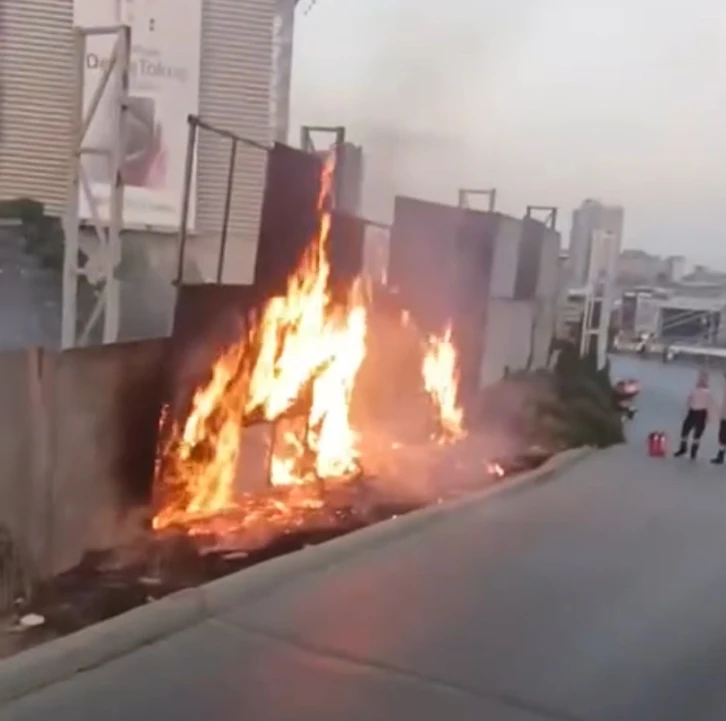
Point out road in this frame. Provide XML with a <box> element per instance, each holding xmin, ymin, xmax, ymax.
<box><xmin>5</xmin><ymin>357</ymin><xmax>726</xmax><ymax>721</ymax></box>
<box><xmin>613</xmin><ymin>354</ymin><xmax>724</xmax><ymax>452</ymax></box>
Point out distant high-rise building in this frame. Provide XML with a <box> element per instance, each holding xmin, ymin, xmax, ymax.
<box><xmin>569</xmin><ymin>199</ymin><xmax>624</xmax><ymax>287</ymax></box>
<box><xmin>665</xmin><ymin>255</ymin><xmax>687</xmax><ymax>283</ymax></box>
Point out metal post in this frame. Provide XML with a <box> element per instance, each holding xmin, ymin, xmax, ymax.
<box><xmin>62</xmin><ymin>24</ymin><xmax>130</xmax><ymax>348</ymax></box>
<box><xmin>174</xmin><ymin>116</ymin><xmax>199</xmax><ymax>287</ymax></box>
<box><xmin>61</xmin><ymin>29</ymin><xmax>86</xmax><ymax>349</ymax></box>
<box><xmin>217</xmin><ymin>138</ymin><xmax>238</xmax><ymax>283</ymax></box>
<box><xmin>103</xmin><ymin>24</ymin><xmax>130</xmax><ymax>343</ymax></box>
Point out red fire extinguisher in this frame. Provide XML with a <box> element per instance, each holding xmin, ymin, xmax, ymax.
<box><xmin>648</xmin><ymin>432</ymin><xmax>667</xmax><ymax>457</ymax></box>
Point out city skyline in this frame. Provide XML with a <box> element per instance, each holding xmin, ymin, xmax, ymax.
<box><xmin>289</xmin><ymin>0</ymin><xmax>726</xmax><ymax>267</ymax></box>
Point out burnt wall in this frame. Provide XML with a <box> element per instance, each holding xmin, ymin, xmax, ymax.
<box><xmin>0</xmin><ymin>341</ymin><xmax>167</xmax><ymax>581</ymax></box>
<box><xmin>254</xmin><ymin>143</ymin><xmax>322</xmax><ymax>298</ymax></box>
<box><xmin>514</xmin><ymin>218</ymin><xmax>545</xmax><ymax>300</ymax></box>
<box><xmin>453</xmin><ymin>209</ymin><xmax>497</xmax><ymax>398</ymax></box>
<box><xmin>253</xmin><ymin>143</ymin><xmax>364</xmax><ymax>302</ymax></box>
<box><xmin>388</xmin><ymin>196</ymin><xmax>497</xmax><ymax>398</ymax></box>
<box><xmin>388</xmin><ymin>196</ymin><xmax>460</xmax><ymax>334</ymax></box>
<box><xmin>328</xmin><ymin>211</ymin><xmax>365</xmax><ymax>300</ymax></box>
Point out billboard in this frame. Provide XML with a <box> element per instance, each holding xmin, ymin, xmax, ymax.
<box><xmin>74</xmin><ymin>0</ymin><xmax>201</xmax><ymax>229</ymax></box>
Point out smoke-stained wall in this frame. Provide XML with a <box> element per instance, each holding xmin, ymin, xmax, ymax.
<box><xmin>388</xmin><ymin>196</ymin><xmax>497</xmax><ymax>397</ymax></box>
<box><xmin>254</xmin><ymin>143</ymin><xmax>322</xmax><ymax>298</ymax></box>
<box><xmin>388</xmin><ymin>196</ymin><xmax>461</xmax><ymax>334</ymax></box>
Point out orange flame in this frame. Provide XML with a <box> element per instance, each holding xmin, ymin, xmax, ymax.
<box><xmin>153</xmin><ymin>153</ymin><xmax>367</xmax><ymax>531</ymax></box>
<box><xmin>422</xmin><ymin>324</ymin><xmax>466</xmax><ymax>443</ymax></box>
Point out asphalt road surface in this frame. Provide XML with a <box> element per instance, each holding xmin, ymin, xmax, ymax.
<box><xmin>6</xmin><ymin>357</ymin><xmax>726</xmax><ymax>721</ymax></box>
<box><xmin>612</xmin><ymin>354</ymin><xmax>725</xmax><ymax>452</ymax></box>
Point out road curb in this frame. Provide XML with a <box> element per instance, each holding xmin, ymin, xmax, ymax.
<box><xmin>0</xmin><ymin>444</ymin><xmax>593</xmax><ymax>707</ymax></box>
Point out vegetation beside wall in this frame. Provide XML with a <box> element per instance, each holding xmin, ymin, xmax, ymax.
<box><xmin>536</xmin><ymin>341</ymin><xmax>625</xmax><ymax>448</ymax></box>
<box><xmin>474</xmin><ymin>341</ymin><xmax>625</xmax><ymax>453</ymax></box>
<box><xmin>0</xmin><ymin>197</ymin><xmax>64</xmax><ymax>270</ymax></box>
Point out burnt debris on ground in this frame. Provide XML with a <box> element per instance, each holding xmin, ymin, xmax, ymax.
<box><xmin>12</xmin><ymin>446</ymin><xmax>553</xmax><ymax>643</ymax></box>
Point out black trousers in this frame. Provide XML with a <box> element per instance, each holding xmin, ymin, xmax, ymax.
<box><xmin>681</xmin><ymin>409</ymin><xmax>707</xmax><ymax>440</ymax></box>
<box><xmin>719</xmin><ymin>419</ymin><xmax>726</xmax><ymax>446</ymax></box>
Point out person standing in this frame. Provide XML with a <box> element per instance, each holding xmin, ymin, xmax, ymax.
<box><xmin>674</xmin><ymin>370</ymin><xmax>713</xmax><ymax>459</ymax></box>
<box><xmin>712</xmin><ymin>373</ymin><xmax>726</xmax><ymax>465</ymax></box>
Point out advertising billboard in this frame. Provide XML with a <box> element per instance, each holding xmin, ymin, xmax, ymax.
<box><xmin>74</xmin><ymin>0</ymin><xmax>201</xmax><ymax>229</ymax></box>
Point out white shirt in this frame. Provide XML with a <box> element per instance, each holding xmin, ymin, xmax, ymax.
<box><xmin>688</xmin><ymin>387</ymin><xmax>713</xmax><ymax>411</ymax></box>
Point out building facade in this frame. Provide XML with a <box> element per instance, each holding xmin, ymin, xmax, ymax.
<box><xmin>0</xmin><ymin>0</ymin><xmax>278</xmax><ymax>342</ymax></box>
<box><xmin>569</xmin><ymin>199</ymin><xmax>624</xmax><ymax>287</ymax></box>
<box><xmin>0</xmin><ymin>0</ymin><xmax>275</xmax><ymax>277</ymax></box>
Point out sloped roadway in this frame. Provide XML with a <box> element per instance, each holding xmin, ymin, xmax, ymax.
<box><xmin>6</xmin><ymin>357</ymin><xmax>726</xmax><ymax>721</ymax></box>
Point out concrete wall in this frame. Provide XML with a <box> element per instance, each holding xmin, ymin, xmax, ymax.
<box><xmin>489</xmin><ymin>216</ymin><xmax>522</xmax><ymax>298</ymax></box>
<box><xmin>0</xmin><ymin>351</ymin><xmax>37</xmax><ymax>571</ymax></box>
<box><xmin>0</xmin><ymin>340</ymin><xmax>166</xmax><ymax>588</ymax></box>
<box><xmin>479</xmin><ymin>300</ymin><xmax>536</xmax><ymax>387</ymax></box>
<box><xmin>478</xmin><ymin>222</ymin><xmax>561</xmax><ymax>388</ymax></box>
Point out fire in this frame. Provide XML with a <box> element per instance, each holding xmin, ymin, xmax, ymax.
<box><xmin>153</xmin><ymin>153</ymin><xmax>367</xmax><ymax>531</ymax></box>
<box><xmin>422</xmin><ymin>325</ymin><xmax>466</xmax><ymax>443</ymax></box>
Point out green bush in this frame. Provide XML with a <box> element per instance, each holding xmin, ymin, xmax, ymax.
<box><xmin>0</xmin><ymin>197</ymin><xmax>44</xmax><ymax>222</ymax></box>
<box><xmin>26</xmin><ymin>215</ymin><xmax>64</xmax><ymax>270</ymax></box>
<box><xmin>537</xmin><ymin>340</ymin><xmax>625</xmax><ymax>448</ymax></box>
<box><xmin>0</xmin><ymin>197</ymin><xmax>64</xmax><ymax>271</ymax></box>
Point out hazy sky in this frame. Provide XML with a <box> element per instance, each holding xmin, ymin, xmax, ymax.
<box><xmin>290</xmin><ymin>0</ymin><xmax>726</xmax><ymax>266</ymax></box>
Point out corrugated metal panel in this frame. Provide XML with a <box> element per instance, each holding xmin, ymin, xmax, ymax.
<box><xmin>0</xmin><ymin>0</ymin><xmax>73</xmax><ymax>215</ymax></box>
<box><xmin>0</xmin><ymin>0</ymin><xmax>274</xmax><ymax>284</ymax></box>
<box><xmin>196</xmin><ymin>0</ymin><xmax>274</xmax><ymax>283</ymax></box>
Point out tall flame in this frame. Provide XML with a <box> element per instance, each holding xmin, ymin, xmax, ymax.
<box><xmin>422</xmin><ymin>324</ymin><xmax>466</xmax><ymax>443</ymax></box>
<box><xmin>153</xmin><ymin>153</ymin><xmax>367</xmax><ymax>530</ymax></box>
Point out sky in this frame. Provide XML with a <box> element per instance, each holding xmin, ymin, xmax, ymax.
<box><xmin>289</xmin><ymin>0</ymin><xmax>726</xmax><ymax>267</ymax></box>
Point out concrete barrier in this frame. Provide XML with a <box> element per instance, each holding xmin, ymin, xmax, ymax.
<box><xmin>0</xmin><ymin>350</ymin><xmax>37</xmax><ymax>601</ymax></box>
<box><xmin>46</xmin><ymin>340</ymin><xmax>166</xmax><ymax>572</ymax></box>
<box><xmin>0</xmin><ymin>444</ymin><xmax>593</xmax><ymax>707</ymax></box>
<box><xmin>0</xmin><ymin>340</ymin><xmax>166</xmax><ymax>584</ymax></box>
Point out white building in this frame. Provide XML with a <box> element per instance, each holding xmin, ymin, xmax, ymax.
<box><xmin>569</xmin><ymin>199</ymin><xmax>624</xmax><ymax>287</ymax></box>
<box><xmin>665</xmin><ymin>255</ymin><xmax>687</xmax><ymax>283</ymax></box>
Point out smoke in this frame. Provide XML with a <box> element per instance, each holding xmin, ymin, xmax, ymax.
<box><xmin>293</xmin><ymin>0</ymin><xmax>549</xmax><ymax>221</ymax></box>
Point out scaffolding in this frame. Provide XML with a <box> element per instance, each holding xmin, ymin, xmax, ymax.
<box><xmin>61</xmin><ymin>24</ymin><xmax>131</xmax><ymax>349</ymax></box>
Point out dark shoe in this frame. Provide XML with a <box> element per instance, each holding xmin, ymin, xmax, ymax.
<box><xmin>674</xmin><ymin>441</ymin><xmax>688</xmax><ymax>457</ymax></box>
<box><xmin>712</xmin><ymin>450</ymin><xmax>725</xmax><ymax>465</ymax></box>
<box><xmin>690</xmin><ymin>443</ymin><xmax>700</xmax><ymax>460</ymax></box>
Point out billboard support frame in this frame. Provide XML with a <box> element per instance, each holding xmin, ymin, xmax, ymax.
<box><xmin>525</xmin><ymin>204</ymin><xmax>558</xmax><ymax>231</ymax></box>
<box><xmin>458</xmin><ymin>188</ymin><xmax>497</xmax><ymax>212</ymax></box>
<box><xmin>62</xmin><ymin>24</ymin><xmax>130</xmax><ymax>349</ymax></box>
<box><xmin>300</xmin><ymin>125</ymin><xmax>345</xmax><ymax>209</ymax></box>
<box><xmin>174</xmin><ymin>114</ymin><xmax>271</xmax><ymax>294</ymax></box>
